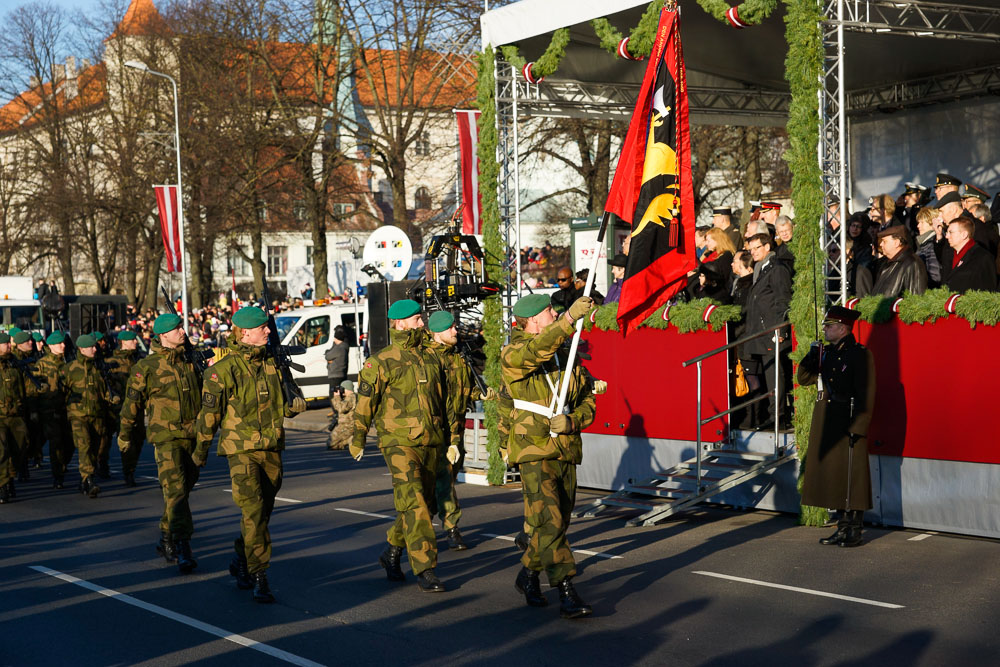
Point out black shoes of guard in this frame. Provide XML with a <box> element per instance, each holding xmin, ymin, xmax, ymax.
<box><xmin>379</xmin><ymin>545</ymin><xmax>405</xmax><ymax>582</ymax></box>
<box><xmin>515</xmin><ymin>567</ymin><xmax>547</xmax><ymax>607</ymax></box>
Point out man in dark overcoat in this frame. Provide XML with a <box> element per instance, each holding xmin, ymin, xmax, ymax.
<box><xmin>798</xmin><ymin>306</ymin><xmax>876</xmax><ymax>548</ymax></box>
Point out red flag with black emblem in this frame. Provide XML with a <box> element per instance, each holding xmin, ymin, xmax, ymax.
<box><xmin>605</xmin><ymin>7</ymin><xmax>695</xmax><ymax>335</ymax></box>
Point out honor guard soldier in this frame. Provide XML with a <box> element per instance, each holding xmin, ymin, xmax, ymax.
<box><xmin>36</xmin><ymin>332</ymin><xmax>72</xmax><ymax>489</ymax></box>
<box><xmin>425</xmin><ymin>310</ymin><xmax>472</xmax><ymax>551</ymax></box>
<box><xmin>111</xmin><ymin>330</ymin><xmax>142</xmax><ymax>487</ymax></box>
<box><xmin>351</xmin><ymin>298</ymin><xmax>458</xmax><ymax>593</ymax></box>
<box><xmin>0</xmin><ymin>332</ymin><xmax>32</xmax><ymax>503</ymax></box>
<box><xmin>119</xmin><ymin>314</ymin><xmax>202</xmax><ymax>574</ymax></box>
<box><xmin>194</xmin><ymin>306</ymin><xmax>306</xmax><ymax>603</ymax></box>
<box><xmin>64</xmin><ymin>334</ymin><xmax>118</xmax><ymax>498</ymax></box>
<box><xmin>501</xmin><ymin>293</ymin><xmax>596</xmax><ymax>619</ymax></box>
<box><xmin>798</xmin><ymin>306</ymin><xmax>876</xmax><ymax>548</ymax></box>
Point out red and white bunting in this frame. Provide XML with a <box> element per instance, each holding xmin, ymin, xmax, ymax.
<box><xmin>455</xmin><ymin>110</ymin><xmax>483</xmax><ymax>235</ymax></box>
<box><xmin>617</xmin><ymin>37</ymin><xmax>643</xmax><ymax>61</ymax></box>
<box><xmin>726</xmin><ymin>6</ymin><xmax>747</xmax><ymax>29</ymax></box>
<box><xmin>154</xmin><ymin>185</ymin><xmax>182</xmax><ymax>272</ymax></box>
<box><xmin>945</xmin><ymin>294</ymin><xmax>962</xmax><ymax>313</ymax></box>
<box><xmin>702</xmin><ymin>304</ymin><xmax>717</xmax><ymax>322</ymax></box>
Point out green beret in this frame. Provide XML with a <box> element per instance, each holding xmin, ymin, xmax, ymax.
<box><xmin>117</xmin><ymin>330</ymin><xmax>137</xmax><ymax>341</ymax></box>
<box><xmin>93</xmin><ymin>331</ymin><xmax>104</xmax><ymax>341</ymax></box>
<box><xmin>13</xmin><ymin>331</ymin><xmax>31</xmax><ymax>345</ymax></box>
<box><xmin>31</xmin><ymin>332</ymin><xmax>43</xmax><ymax>342</ymax></box>
<box><xmin>8</xmin><ymin>326</ymin><xmax>21</xmax><ymax>336</ymax></box>
<box><xmin>512</xmin><ymin>293</ymin><xmax>551</xmax><ymax>318</ymax></box>
<box><xmin>0</xmin><ymin>333</ymin><xmax>9</xmax><ymax>344</ymax></box>
<box><xmin>76</xmin><ymin>334</ymin><xmax>96</xmax><ymax>348</ymax></box>
<box><xmin>340</xmin><ymin>380</ymin><xmax>355</xmax><ymax>392</ymax></box>
<box><xmin>427</xmin><ymin>311</ymin><xmax>455</xmax><ymax>333</ymax></box>
<box><xmin>387</xmin><ymin>299</ymin><xmax>421</xmax><ymax>320</ymax></box>
<box><xmin>46</xmin><ymin>331</ymin><xmax>65</xmax><ymax>345</ymax></box>
<box><xmin>153</xmin><ymin>313</ymin><xmax>183</xmax><ymax>335</ymax></box>
<box><xmin>232</xmin><ymin>306</ymin><xmax>268</xmax><ymax>329</ymax></box>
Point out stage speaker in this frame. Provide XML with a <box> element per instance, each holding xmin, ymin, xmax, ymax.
<box><xmin>366</xmin><ymin>282</ymin><xmax>390</xmax><ymax>354</ymax></box>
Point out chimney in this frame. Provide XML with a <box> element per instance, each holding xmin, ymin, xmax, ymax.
<box><xmin>65</xmin><ymin>56</ymin><xmax>76</xmax><ymax>79</ymax></box>
<box><xmin>53</xmin><ymin>64</ymin><xmax>65</xmax><ymax>82</ymax></box>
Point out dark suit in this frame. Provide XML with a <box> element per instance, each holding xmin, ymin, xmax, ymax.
<box><xmin>740</xmin><ymin>254</ymin><xmax>792</xmax><ymax>422</ymax></box>
<box><xmin>941</xmin><ymin>243</ymin><xmax>997</xmax><ymax>294</ymax></box>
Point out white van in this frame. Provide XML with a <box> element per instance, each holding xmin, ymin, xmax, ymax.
<box><xmin>273</xmin><ymin>302</ymin><xmax>367</xmax><ymax>400</ymax></box>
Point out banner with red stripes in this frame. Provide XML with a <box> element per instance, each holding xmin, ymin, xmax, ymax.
<box><xmin>455</xmin><ymin>110</ymin><xmax>483</xmax><ymax>235</ymax></box>
<box><xmin>153</xmin><ymin>185</ymin><xmax>182</xmax><ymax>272</ymax></box>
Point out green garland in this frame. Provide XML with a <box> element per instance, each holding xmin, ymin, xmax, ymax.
<box><xmin>896</xmin><ymin>287</ymin><xmax>951</xmax><ymax>324</ymax></box>
<box><xmin>583</xmin><ymin>299</ymin><xmax>743</xmax><ymax>334</ymax></box>
<box><xmin>857</xmin><ymin>289</ymin><xmax>1000</xmax><ymax>328</ymax></box>
<box><xmin>696</xmin><ymin>0</ymin><xmax>779</xmax><ymax>25</ymax></box>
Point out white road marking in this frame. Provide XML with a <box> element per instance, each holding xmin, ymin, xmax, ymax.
<box><xmin>138</xmin><ymin>476</ymin><xmax>201</xmax><ymax>488</ymax></box>
<box><xmin>480</xmin><ymin>533</ymin><xmax>623</xmax><ymax>560</ymax></box>
<box><xmin>220</xmin><ymin>490</ymin><xmax>302</xmax><ymax>504</ymax></box>
<box><xmin>908</xmin><ymin>532</ymin><xmax>935</xmax><ymax>542</ymax></box>
<box><xmin>30</xmin><ymin>566</ymin><xmax>327</xmax><ymax>667</ymax></box>
<box><xmin>692</xmin><ymin>571</ymin><xmax>904</xmax><ymax>609</ymax></box>
<box><xmin>333</xmin><ymin>508</ymin><xmax>395</xmax><ymax>520</ymax></box>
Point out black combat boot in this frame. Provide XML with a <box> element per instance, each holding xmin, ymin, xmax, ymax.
<box><xmin>229</xmin><ymin>556</ymin><xmax>252</xmax><ymax>589</ymax></box>
<box><xmin>416</xmin><ymin>569</ymin><xmax>445</xmax><ymax>593</ymax></box>
<box><xmin>557</xmin><ymin>578</ymin><xmax>593</xmax><ymax>619</ymax></box>
<box><xmin>251</xmin><ymin>572</ymin><xmax>275</xmax><ymax>603</ymax></box>
<box><xmin>87</xmin><ymin>478</ymin><xmax>101</xmax><ymax>498</ymax></box>
<box><xmin>123</xmin><ymin>471</ymin><xmax>136</xmax><ymax>488</ymax></box>
<box><xmin>514</xmin><ymin>530</ymin><xmax>530</xmax><ymax>552</ymax></box>
<box><xmin>175</xmin><ymin>540</ymin><xmax>197</xmax><ymax>574</ymax></box>
<box><xmin>515</xmin><ymin>567</ymin><xmax>547</xmax><ymax>607</ymax></box>
<box><xmin>819</xmin><ymin>520</ymin><xmax>848</xmax><ymax>546</ymax></box>
<box><xmin>446</xmin><ymin>528</ymin><xmax>469</xmax><ymax>551</ymax></box>
<box><xmin>53</xmin><ymin>476</ymin><xmax>64</xmax><ymax>490</ymax></box>
<box><xmin>156</xmin><ymin>533</ymin><xmax>177</xmax><ymax>562</ymax></box>
<box><xmin>839</xmin><ymin>511</ymin><xmax>864</xmax><ymax>548</ymax></box>
<box><xmin>0</xmin><ymin>483</ymin><xmax>10</xmax><ymax>504</ymax></box>
<box><xmin>378</xmin><ymin>545</ymin><xmax>405</xmax><ymax>582</ymax></box>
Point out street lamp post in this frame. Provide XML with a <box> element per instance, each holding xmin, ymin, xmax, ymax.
<box><xmin>125</xmin><ymin>60</ymin><xmax>189</xmax><ymax>334</ymax></box>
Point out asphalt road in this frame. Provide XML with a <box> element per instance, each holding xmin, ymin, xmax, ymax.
<box><xmin>2</xmin><ymin>422</ymin><xmax>999</xmax><ymax>667</ymax></box>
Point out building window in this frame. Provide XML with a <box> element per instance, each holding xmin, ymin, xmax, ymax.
<box><xmin>415</xmin><ymin>131</ymin><xmax>430</xmax><ymax>156</ymax></box>
<box><xmin>267</xmin><ymin>245</ymin><xmax>287</xmax><ymax>276</ymax></box>
<box><xmin>256</xmin><ymin>201</ymin><xmax>268</xmax><ymax>222</ymax></box>
<box><xmin>293</xmin><ymin>200</ymin><xmax>308</xmax><ymax>221</ymax></box>
<box><xmin>227</xmin><ymin>248</ymin><xmax>250</xmax><ymax>277</ymax></box>
<box><xmin>332</xmin><ymin>202</ymin><xmax>355</xmax><ymax>217</ymax></box>
<box><xmin>414</xmin><ymin>186</ymin><xmax>431</xmax><ymax>210</ymax></box>
<box><xmin>305</xmin><ymin>245</ymin><xmax>314</xmax><ymax>266</ymax></box>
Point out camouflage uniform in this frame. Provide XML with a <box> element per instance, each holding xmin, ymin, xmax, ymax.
<box><xmin>120</xmin><ymin>342</ymin><xmax>202</xmax><ymax>541</ymax></box>
<box><xmin>63</xmin><ymin>354</ymin><xmax>116</xmax><ymax>488</ymax></box>
<box><xmin>13</xmin><ymin>348</ymin><xmax>43</xmax><ymax>476</ymax></box>
<box><xmin>35</xmin><ymin>352</ymin><xmax>72</xmax><ymax>485</ymax></box>
<box><xmin>109</xmin><ymin>348</ymin><xmax>142</xmax><ymax>478</ymax></box>
<box><xmin>0</xmin><ymin>353</ymin><xmax>30</xmax><ymax>495</ymax></box>
<box><xmin>95</xmin><ymin>350</ymin><xmax>127</xmax><ymax>476</ymax></box>
<box><xmin>326</xmin><ymin>391</ymin><xmax>356</xmax><ymax>450</ymax></box>
<box><xmin>194</xmin><ymin>336</ymin><xmax>302</xmax><ymax>575</ymax></box>
<box><xmin>425</xmin><ymin>340</ymin><xmax>473</xmax><ymax>531</ymax></box>
<box><xmin>500</xmin><ymin>316</ymin><xmax>596</xmax><ymax>586</ymax></box>
<box><xmin>353</xmin><ymin>327</ymin><xmax>458</xmax><ymax>575</ymax></box>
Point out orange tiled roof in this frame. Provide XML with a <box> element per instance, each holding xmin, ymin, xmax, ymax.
<box><xmin>0</xmin><ymin>62</ymin><xmax>107</xmax><ymax>134</ymax></box>
<box><xmin>110</xmin><ymin>0</ymin><xmax>170</xmax><ymax>39</ymax></box>
<box><xmin>354</xmin><ymin>49</ymin><xmax>476</xmax><ymax>109</ymax></box>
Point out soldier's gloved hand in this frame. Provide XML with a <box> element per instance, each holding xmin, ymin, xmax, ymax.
<box><xmin>566</xmin><ymin>296</ymin><xmax>595</xmax><ymax>322</ymax></box>
<box><xmin>483</xmin><ymin>386</ymin><xmax>498</xmax><ymax>401</ymax></box>
<box><xmin>549</xmin><ymin>414</ymin><xmax>576</xmax><ymax>435</ymax></box>
<box><xmin>446</xmin><ymin>444</ymin><xmax>461</xmax><ymax>465</ymax></box>
<box><xmin>111</xmin><ymin>395</ymin><xmax>121</xmax><ymax>405</ymax></box>
<box><xmin>593</xmin><ymin>380</ymin><xmax>608</xmax><ymax>395</ymax></box>
<box><xmin>349</xmin><ymin>442</ymin><xmax>364</xmax><ymax>461</ymax></box>
<box><xmin>117</xmin><ymin>437</ymin><xmax>130</xmax><ymax>454</ymax></box>
<box><xmin>501</xmin><ymin>449</ymin><xmax>509</xmax><ymax>465</ymax></box>
<box><xmin>290</xmin><ymin>396</ymin><xmax>307</xmax><ymax>414</ymax></box>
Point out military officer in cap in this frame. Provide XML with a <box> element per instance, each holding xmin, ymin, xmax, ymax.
<box><xmin>712</xmin><ymin>207</ymin><xmax>743</xmax><ymax>251</ymax></box>
<box><xmin>934</xmin><ymin>173</ymin><xmax>961</xmax><ymax>202</ymax></box>
<box><xmin>111</xmin><ymin>330</ymin><xmax>143</xmax><ymax>486</ymax></box>
<box><xmin>425</xmin><ymin>310</ymin><xmax>472</xmax><ymax>551</ymax></box>
<box><xmin>501</xmin><ymin>293</ymin><xmax>596</xmax><ymax>619</ymax></box>
<box><xmin>799</xmin><ymin>306</ymin><xmax>876</xmax><ymax>548</ymax></box>
<box><xmin>351</xmin><ymin>298</ymin><xmax>458</xmax><ymax>593</ymax></box>
<box><xmin>962</xmin><ymin>184</ymin><xmax>990</xmax><ymax>212</ymax></box>
<box><xmin>63</xmin><ymin>334</ymin><xmax>118</xmax><ymax>498</ymax></box>
<box><xmin>36</xmin><ymin>332</ymin><xmax>72</xmax><ymax>489</ymax></box>
<box><xmin>899</xmin><ymin>183</ymin><xmax>930</xmax><ymax>236</ymax></box>
<box><xmin>0</xmin><ymin>332</ymin><xmax>32</xmax><ymax>503</ymax></box>
<box><xmin>195</xmin><ymin>306</ymin><xmax>306</xmax><ymax>603</ymax></box>
<box><xmin>120</xmin><ymin>314</ymin><xmax>202</xmax><ymax>574</ymax></box>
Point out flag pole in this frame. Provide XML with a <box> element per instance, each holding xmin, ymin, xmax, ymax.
<box><xmin>552</xmin><ymin>211</ymin><xmax>609</xmax><ymax>425</ymax></box>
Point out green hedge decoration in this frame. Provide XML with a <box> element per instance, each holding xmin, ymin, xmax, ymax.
<box><xmin>696</xmin><ymin>0</ymin><xmax>780</xmax><ymax>25</ymax></box>
<box><xmin>896</xmin><ymin>288</ymin><xmax>951</xmax><ymax>325</ymax></box>
<box><xmin>584</xmin><ymin>299</ymin><xmax>743</xmax><ymax>334</ymax></box>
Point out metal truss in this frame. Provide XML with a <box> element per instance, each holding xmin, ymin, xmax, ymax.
<box><xmin>494</xmin><ymin>57</ymin><xmax>522</xmax><ymax>339</ymax></box>
<box><xmin>848</xmin><ymin>63</ymin><xmax>1000</xmax><ymax>114</ymax></box>
<box><xmin>821</xmin><ymin>1</ymin><xmax>851</xmax><ymax>304</ymax></box>
<box><xmin>827</xmin><ymin>0</ymin><xmax>1000</xmax><ymax>43</ymax></box>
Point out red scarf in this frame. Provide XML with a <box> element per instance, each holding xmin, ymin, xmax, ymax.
<box><xmin>700</xmin><ymin>250</ymin><xmax>716</xmax><ymax>264</ymax></box>
<box><xmin>952</xmin><ymin>240</ymin><xmax>973</xmax><ymax>269</ymax></box>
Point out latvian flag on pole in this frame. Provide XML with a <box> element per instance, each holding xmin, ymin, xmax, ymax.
<box><xmin>605</xmin><ymin>6</ymin><xmax>696</xmax><ymax>335</ymax></box>
<box><xmin>153</xmin><ymin>184</ymin><xmax>183</xmax><ymax>272</ymax></box>
<box><xmin>455</xmin><ymin>110</ymin><xmax>483</xmax><ymax>235</ymax></box>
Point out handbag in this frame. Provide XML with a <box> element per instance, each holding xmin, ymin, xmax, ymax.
<box><xmin>734</xmin><ymin>360</ymin><xmax>749</xmax><ymax>397</ymax></box>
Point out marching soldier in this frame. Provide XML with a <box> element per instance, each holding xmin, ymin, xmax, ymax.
<box><xmin>326</xmin><ymin>380</ymin><xmax>356</xmax><ymax>451</ymax></box>
<box><xmin>798</xmin><ymin>306</ymin><xmax>876</xmax><ymax>548</ymax></box>
<box><xmin>194</xmin><ymin>306</ymin><xmax>306</xmax><ymax>603</ymax></box>
<box><xmin>351</xmin><ymin>299</ymin><xmax>458</xmax><ymax>593</ymax></box>
<box><xmin>64</xmin><ymin>334</ymin><xmax>118</xmax><ymax>498</ymax></box>
<box><xmin>501</xmin><ymin>293</ymin><xmax>596</xmax><ymax>619</ymax></box>
<box><xmin>111</xmin><ymin>330</ymin><xmax>142</xmax><ymax>487</ymax></box>
<box><xmin>36</xmin><ymin>332</ymin><xmax>72</xmax><ymax>489</ymax></box>
<box><xmin>12</xmin><ymin>331</ymin><xmax>42</xmax><ymax>479</ymax></box>
<box><xmin>119</xmin><ymin>314</ymin><xmax>202</xmax><ymax>574</ymax></box>
<box><xmin>0</xmin><ymin>332</ymin><xmax>31</xmax><ymax>503</ymax></box>
<box><xmin>425</xmin><ymin>310</ymin><xmax>472</xmax><ymax>551</ymax></box>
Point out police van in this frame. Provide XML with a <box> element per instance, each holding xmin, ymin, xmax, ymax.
<box><xmin>273</xmin><ymin>301</ymin><xmax>367</xmax><ymax>400</ymax></box>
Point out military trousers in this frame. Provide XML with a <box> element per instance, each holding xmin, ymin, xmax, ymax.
<box><xmin>382</xmin><ymin>445</ymin><xmax>438</xmax><ymax>575</ymax></box>
<box><xmin>0</xmin><ymin>416</ymin><xmax>27</xmax><ymax>488</ymax></box>
<box><xmin>40</xmin><ymin>412</ymin><xmax>72</xmax><ymax>481</ymax></box>
<box><xmin>434</xmin><ymin>446</ymin><xmax>462</xmax><ymax>531</ymax></box>
<box><xmin>227</xmin><ymin>450</ymin><xmax>282</xmax><ymax>575</ymax></box>
<box><xmin>155</xmin><ymin>440</ymin><xmax>200</xmax><ymax>540</ymax></box>
<box><xmin>121</xmin><ymin>425</ymin><xmax>146</xmax><ymax>477</ymax></box>
<box><xmin>520</xmin><ymin>459</ymin><xmax>577</xmax><ymax>585</ymax></box>
<box><xmin>69</xmin><ymin>416</ymin><xmax>105</xmax><ymax>482</ymax></box>
<box><xmin>22</xmin><ymin>411</ymin><xmax>43</xmax><ymax>470</ymax></box>
<box><xmin>97</xmin><ymin>412</ymin><xmax>117</xmax><ymax>471</ymax></box>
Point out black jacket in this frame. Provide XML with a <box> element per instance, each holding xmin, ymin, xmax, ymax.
<box><xmin>741</xmin><ymin>253</ymin><xmax>792</xmax><ymax>357</ymax></box>
<box><xmin>325</xmin><ymin>340</ymin><xmax>349</xmax><ymax>380</ymax></box>
<box><xmin>871</xmin><ymin>250</ymin><xmax>927</xmax><ymax>298</ymax></box>
<box><xmin>941</xmin><ymin>242</ymin><xmax>998</xmax><ymax>294</ymax></box>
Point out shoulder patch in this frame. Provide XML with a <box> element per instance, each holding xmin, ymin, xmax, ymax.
<box><xmin>358</xmin><ymin>380</ymin><xmax>372</xmax><ymax>397</ymax></box>
<box><xmin>134</xmin><ymin>372</ymin><xmax>143</xmax><ymax>379</ymax></box>
<box><xmin>210</xmin><ymin>373</ymin><xmax>219</xmax><ymax>381</ymax></box>
<box><xmin>202</xmin><ymin>391</ymin><xmax>218</xmax><ymax>408</ymax></box>
<box><xmin>365</xmin><ymin>361</ymin><xmax>372</xmax><ymax>369</ymax></box>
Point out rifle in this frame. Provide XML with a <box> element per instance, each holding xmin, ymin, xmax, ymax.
<box><xmin>259</xmin><ymin>282</ymin><xmax>308</xmax><ymax>409</ymax></box>
<box><xmin>160</xmin><ymin>286</ymin><xmax>214</xmax><ymax>373</ymax></box>
<box><xmin>8</xmin><ymin>355</ymin><xmax>43</xmax><ymax>390</ymax></box>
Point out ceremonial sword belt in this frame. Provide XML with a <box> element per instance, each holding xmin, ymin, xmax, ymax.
<box><xmin>511</xmin><ymin>367</ymin><xmax>567</xmax><ymax>420</ymax></box>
